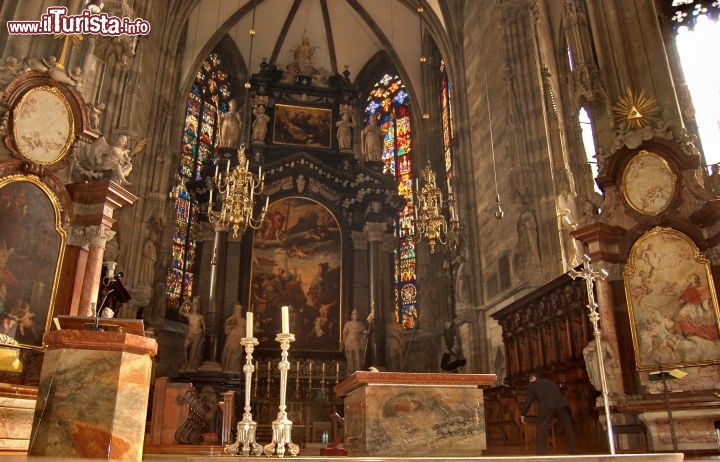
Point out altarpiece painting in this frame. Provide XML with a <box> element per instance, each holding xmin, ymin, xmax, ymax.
<box><xmin>0</xmin><ymin>175</ymin><xmax>65</xmax><ymax>348</ymax></box>
<box><xmin>251</xmin><ymin>197</ymin><xmax>342</xmax><ymax>352</ymax></box>
<box><xmin>624</xmin><ymin>227</ymin><xmax>720</xmax><ymax>370</ymax></box>
<box><xmin>272</xmin><ymin>104</ymin><xmax>332</xmax><ymax>148</ymax></box>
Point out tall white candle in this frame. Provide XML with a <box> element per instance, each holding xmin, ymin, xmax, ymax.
<box><xmin>281</xmin><ymin>305</ymin><xmax>289</xmax><ymax>334</ymax></box>
<box><xmin>246</xmin><ymin>311</ymin><xmax>253</xmax><ymax>338</ymax></box>
<box><xmin>226</xmin><ymin>159</ymin><xmax>231</xmax><ymax>174</ymax></box>
<box><xmin>208</xmin><ymin>189</ymin><xmax>213</xmax><ymax>204</ymax></box>
<box><xmin>214</xmin><ymin>163</ymin><xmax>219</xmax><ymax>179</ymax></box>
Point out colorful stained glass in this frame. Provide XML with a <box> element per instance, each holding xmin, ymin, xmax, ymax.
<box><xmin>168</xmin><ymin>49</ymin><xmax>233</xmax><ymax>315</ymax></box>
<box><xmin>440</xmin><ymin>60</ymin><xmax>456</xmax><ymax>222</ymax></box>
<box><xmin>366</xmin><ymin>74</ymin><xmax>417</xmax><ymax>328</ymax></box>
<box><xmin>663</xmin><ymin>0</ymin><xmax>720</xmax><ymax>30</ymax></box>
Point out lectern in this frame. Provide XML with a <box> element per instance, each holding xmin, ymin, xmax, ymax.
<box><xmin>28</xmin><ymin>318</ymin><xmax>157</xmax><ymax>461</ymax></box>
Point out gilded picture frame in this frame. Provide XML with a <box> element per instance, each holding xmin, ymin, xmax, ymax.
<box><xmin>0</xmin><ymin>174</ymin><xmax>66</xmax><ymax>349</ymax></box>
<box><xmin>272</xmin><ymin>104</ymin><xmax>332</xmax><ymax>148</ymax></box>
<box><xmin>623</xmin><ymin>227</ymin><xmax>720</xmax><ymax>370</ymax></box>
<box><xmin>621</xmin><ymin>150</ymin><xmax>677</xmax><ymax>216</ymax></box>
<box><xmin>250</xmin><ymin>197</ymin><xmax>342</xmax><ymax>352</ymax></box>
<box><xmin>11</xmin><ymin>85</ymin><xmax>75</xmax><ymax>166</ymax></box>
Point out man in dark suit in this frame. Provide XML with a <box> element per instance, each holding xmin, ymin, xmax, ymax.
<box><xmin>520</xmin><ymin>372</ymin><xmax>578</xmax><ymax>454</ymax></box>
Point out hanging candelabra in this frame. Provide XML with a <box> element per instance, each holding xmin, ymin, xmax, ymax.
<box><xmin>208</xmin><ymin>146</ymin><xmax>268</xmax><ymax>239</ymax></box>
<box><xmin>405</xmin><ymin>162</ymin><xmax>459</xmax><ymax>254</ymax></box>
<box><xmin>404</xmin><ymin>7</ymin><xmax>459</xmax><ymax>254</ymax></box>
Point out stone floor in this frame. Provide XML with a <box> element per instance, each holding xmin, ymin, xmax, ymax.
<box><xmin>4</xmin><ymin>453</ymin><xmax>717</xmax><ymax>462</ymax></box>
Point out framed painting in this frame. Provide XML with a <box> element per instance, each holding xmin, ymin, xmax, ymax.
<box><xmin>250</xmin><ymin>197</ymin><xmax>342</xmax><ymax>352</ymax></box>
<box><xmin>11</xmin><ymin>85</ymin><xmax>75</xmax><ymax>166</ymax></box>
<box><xmin>623</xmin><ymin>227</ymin><xmax>720</xmax><ymax>370</ymax></box>
<box><xmin>272</xmin><ymin>104</ymin><xmax>332</xmax><ymax>148</ymax></box>
<box><xmin>0</xmin><ymin>174</ymin><xmax>66</xmax><ymax>349</ymax></box>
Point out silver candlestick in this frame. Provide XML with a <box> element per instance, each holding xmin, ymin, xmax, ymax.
<box><xmin>263</xmin><ymin>332</ymin><xmax>300</xmax><ymax>457</ymax></box>
<box><xmin>224</xmin><ymin>336</ymin><xmax>263</xmax><ymax>456</ymax></box>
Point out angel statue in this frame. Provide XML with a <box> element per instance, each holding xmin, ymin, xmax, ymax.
<box><xmin>76</xmin><ymin>134</ymin><xmax>146</xmax><ymax>185</ymax></box>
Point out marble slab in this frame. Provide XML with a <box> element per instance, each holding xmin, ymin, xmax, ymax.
<box><xmin>335</xmin><ymin>372</ymin><xmax>497</xmax><ymax>457</ymax></box>
<box><xmin>28</xmin><ymin>330</ymin><xmax>156</xmax><ymax>461</ymax></box>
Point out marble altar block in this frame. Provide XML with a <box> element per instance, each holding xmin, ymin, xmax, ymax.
<box><xmin>334</xmin><ymin>372</ymin><xmax>496</xmax><ymax>456</ymax></box>
<box><xmin>28</xmin><ymin>329</ymin><xmax>157</xmax><ymax>461</ymax></box>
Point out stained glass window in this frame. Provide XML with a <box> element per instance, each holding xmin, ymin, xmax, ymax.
<box><xmin>440</xmin><ymin>61</ymin><xmax>455</xmax><ymax>203</ymax></box>
<box><xmin>167</xmin><ymin>51</ymin><xmax>233</xmax><ymax>312</ymax></box>
<box><xmin>366</xmin><ymin>74</ymin><xmax>417</xmax><ymax>328</ymax></box>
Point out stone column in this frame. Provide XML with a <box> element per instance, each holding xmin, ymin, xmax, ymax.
<box><xmin>364</xmin><ymin>221</ymin><xmax>387</xmax><ymax>370</ymax></box>
<box><xmin>350</xmin><ymin>231</ymin><xmax>369</xmax><ymax>317</ymax></box>
<box><xmin>65</xmin><ymin>180</ymin><xmax>138</xmax><ymax>317</ymax></box>
<box><xmin>77</xmin><ymin>225</ymin><xmax>116</xmax><ymax>317</ymax></box>
<box><xmin>199</xmin><ymin>226</ymin><xmax>228</xmax><ymax>371</ymax></box>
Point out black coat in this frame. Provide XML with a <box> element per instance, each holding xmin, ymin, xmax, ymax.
<box><xmin>520</xmin><ymin>378</ymin><xmax>568</xmax><ymax>416</ymax></box>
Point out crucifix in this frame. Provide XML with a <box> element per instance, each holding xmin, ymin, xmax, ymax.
<box><xmin>53</xmin><ymin>34</ymin><xmax>84</xmax><ymax>69</ymax></box>
<box><xmin>569</xmin><ymin>254</ymin><xmax>616</xmax><ymax>454</ymax></box>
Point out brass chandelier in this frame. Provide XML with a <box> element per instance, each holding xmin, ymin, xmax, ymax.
<box><xmin>405</xmin><ymin>161</ymin><xmax>459</xmax><ymax>254</ymax></box>
<box><xmin>208</xmin><ymin>146</ymin><xmax>268</xmax><ymax>239</ymax></box>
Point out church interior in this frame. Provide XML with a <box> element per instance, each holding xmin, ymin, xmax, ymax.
<box><xmin>0</xmin><ymin>0</ymin><xmax>719</xmax><ymax>460</ymax></box>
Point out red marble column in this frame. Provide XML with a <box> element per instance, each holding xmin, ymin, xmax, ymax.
<box><xmin>65</xmin><ymin>181</ymin><xmax>137</xmax><ymax>317</ymax></box>
<box><xmin>77</xmin><ymin>225</ymin><xmax>116</xmax><ymax>316</ymax></box>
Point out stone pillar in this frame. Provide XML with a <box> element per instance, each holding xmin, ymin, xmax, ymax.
<box><xmin>29</xmin><ymin>330</ymin><xmax>157</xmax><ymax>460</ymax></box>
<box><xmin>350</xmin><ymin>231</ymin><xmax>369</xmax><ymax>317</ymax></box>
<box><xmin>199</xmin><ymin>227</ymin><xmax>227</xmax><ymax>371</ymax></box>
<box><xmin>65</xmin><ymin>180</ymin><xmax>138</xmax><ymax>317</ymax></box>
<box><xmin>77</xmin><ymin>225</ymin><xmax>116</xmax><ymax>316</ymax></box>
<box><xmin>364</xmin><ymin>221</ymin><xmax>387</xmax><ymax>370</ymax></box>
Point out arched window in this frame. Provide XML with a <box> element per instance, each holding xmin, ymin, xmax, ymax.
<box><xmin>167</xmin><ymin>52</ymin><xmax>233</xmax><ymax>312</ymax></box>
<box><xmin>440</xmin><ymin>61</ymin><xmax>455</xmax><ymax>208</ymax></box>
<box><xmin>365</xmin><ymin>74</ymin><xmax>417</xmax><ymax>328</ymax></box>
<box><xmin>668</xmin><ymin>1</ymin><xmax>720</xmax><ymax>168</ymax></box>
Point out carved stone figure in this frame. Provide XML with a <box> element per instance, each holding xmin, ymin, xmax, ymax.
<box><xmin>221</xmin><ymin>302</ymin><xmax>247</xmax><ymax>373</ymax></box>
<box><xmin>342</xmin><ymin>309</ymin><xmax>367</xmax><ymax>373</ymax></box>
<box><xmin>385</xmin><ymin>320</ymin><xmax>405</xmax><ymax>371</ymax></box>
<box><xmin>361</xmin><ymin>113</ymin><xmax>384</xmax><ymax>162</ymax></box>
<box><xmin>293</xmin><ymin>35</ymin><xmax>316</xmax><ymax>75</ymax></box>
<box><xmin>582</xmin><ymin>338</ymin><xmax>620</xmax><ymax>394</ymax></box>
<box><xmin>77</xmin><ymin>134</ymin><xmax>145</xmax><ymax>185</ymax></box>
<box><xmin>87</xmin><ymin>102</ymin><xmax>106</xmax><ymax>132</ymax></box>
<box><xmin>138</xmin><ymin>227</ymin><xmax>158</xmax><ymax>288</ymax></box>
<box><xmin>181</xmin><ymin>297</ymin><xmax>205</xmax><ymax>372</ymax></box>
<box><xmin>336</xmin><ymin>109</ymin><xmax>355</xmax><ymax>151</ymax></box>
<box><xmin>218</xmin><ymin>99</ymin><xmax>242</xmax><ymax>148</ymax></box>
<box><xmin>251</xmin><ymin>104</ymin><xmax>269</xmax><ymax>142</ymax></box>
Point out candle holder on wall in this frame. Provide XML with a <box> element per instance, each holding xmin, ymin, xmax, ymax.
<box><xmin>224</xmin><ymin>336</ymin><xmax>263</xmax><ymax>456</ymax></box>
<box><xmin>263</xmin><ymin>332</ymin><xmax>300</xmax><ymax>457</ymax></box>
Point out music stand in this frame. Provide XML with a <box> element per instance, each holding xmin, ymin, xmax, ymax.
<box><xmin>53</xmin><ymin>315</ymin><xmax>145</xmax><ymax>336</ymax></box>
<box><xmin>649</xmin><ymin>368</ymin><xmax>687</xmax><ymax>451</ymax></box>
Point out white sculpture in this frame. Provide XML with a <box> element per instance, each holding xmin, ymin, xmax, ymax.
<box><xmin>77</xmin><ymin>134</ymin><xmax>146</xmax><ymax>185</ymax></box>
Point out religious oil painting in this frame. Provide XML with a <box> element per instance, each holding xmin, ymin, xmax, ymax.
<box><xmin>272</xmin><ymin>104</ymin><xmax>332</xmax><ymax>148</ymax></box>
<box><xmin>621</xmin><ymin>150</ymin><xmax>677</xmax><ymax>216</ymax></box>
<box><xmin>0</xmin><ymin>175</ymin><xmax>66</xmax><ymax>349</ymax></box>
<box><xmin>251</xmin><ymin>197</ymin><xmax>342</xmax><ymax>352</ymax></box>
<box><xmin>12</xmin><ymin>85</ymin><xmax>75</xmax><ymax>165</ymax></box>
<box><xmin>623</xmin><ymin>227</ymin><xmax>720</xmax><ymax>370</ymax></box>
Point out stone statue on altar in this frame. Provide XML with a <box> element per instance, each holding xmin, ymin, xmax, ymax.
<box><xmin>342</xmin><ymin>309</ymin><xmax>367</xmax><ymax>373</ymax></box>
<box><xmin>218</xmin><ymin>99</ymin><xmax>242</xmax><ymax>148</ymax></box>
<box><xmin>292</xmin><ymin>34</ymin><xmax>316</xmax><ymax>75</ymax></box>
<box><xmin>221</xmin><ymin>302</ymin><xmax>247</xmax><ymax>373</ymax></box>
<box><xmin>181</xmin><ymin>297</ymin><xmax>205</xmax><ymax>372</ymax></box>
<box><xmin>361</xmin><ymin>113</ymin><xmax>384</xmax><ymax>162</ymax></box>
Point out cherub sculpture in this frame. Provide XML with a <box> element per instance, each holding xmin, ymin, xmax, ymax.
<box><xmin>77</xmin><ymin>134</ymin><xmax>146</xmax><ymax>185</ymax></box>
